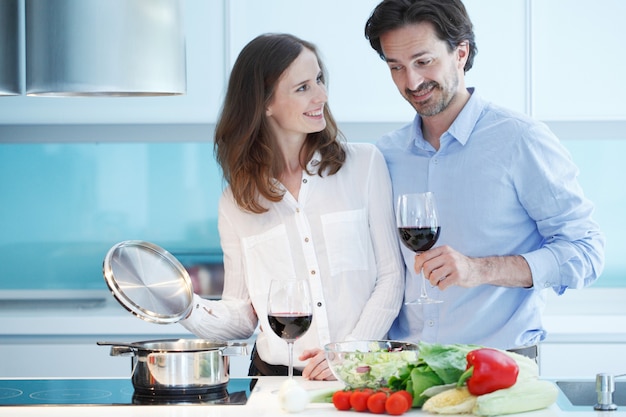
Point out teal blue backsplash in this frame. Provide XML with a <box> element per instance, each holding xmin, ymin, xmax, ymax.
<box><xmin>0</xmin><ymin>139</ymin><xmax>624</xmax><ymax>290</ymax></box>
<box><xmin>0</xmin><ymin>142</ymin><xmax>225</xmax><ymax>290</ymax></box>
<box><xmin>564</xmin><ymin>139</ymin><xmax>625</xmax><ymax>287</ymax></box>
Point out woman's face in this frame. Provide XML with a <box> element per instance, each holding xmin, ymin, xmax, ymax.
<box><xmin>266</xmin><ymin>48</ymin><xmax>328</xmax><ymax>142</ymax></box>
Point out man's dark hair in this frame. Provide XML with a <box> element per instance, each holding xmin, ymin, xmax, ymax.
<box><xmin>365</xmin><ymin>0</ymin><xmax>477</xmax><ymax>72</ymax></box>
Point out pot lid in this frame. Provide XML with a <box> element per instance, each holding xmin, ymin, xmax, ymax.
<box><xmin>103</xmin><ymin>240</ymin><xmax>194</xmax><ymax>324</ymax></box>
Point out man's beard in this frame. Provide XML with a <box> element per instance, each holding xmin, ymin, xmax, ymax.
<box><xmin>406</xmin><ymin>73</ymin><xmax>459</xmax><ymax>117</ymax></box>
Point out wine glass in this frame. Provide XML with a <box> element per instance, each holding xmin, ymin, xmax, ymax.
<box><xmin>396</xmin><ymin>192</ymin><xmax>443</xmax><ymax>304</ymax></box>
<box><xmin>267</xmin><ymin>278</ymin><xmax>313</xmax><ymax>378</ymax></box>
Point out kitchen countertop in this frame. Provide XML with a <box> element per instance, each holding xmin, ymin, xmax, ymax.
<box><xmin>0</xmin><ymin>377</ymin><xmax>616</xmax><ymax>417</ymax></box>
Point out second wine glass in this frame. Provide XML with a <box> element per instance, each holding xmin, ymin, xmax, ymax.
<box><xmin>267</xmin><ymin>278</ymin><xmax>313</xmax><ymax>378</ymax></box>
<box><xmin>396</xmin><ymin>192</ymin><xmax>443</xmax><ymax>304</ymax></box>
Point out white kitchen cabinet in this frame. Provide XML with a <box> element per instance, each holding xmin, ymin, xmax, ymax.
<box><xmin>0</xmin><ymin>337</ymin><xmax>255</xmax><ymax>379</ymax></box>
<box><xmin>463</xmin><ymin>0</ymin><xmax>527</xmax><ymax>114</ymax></box>
<box><xmin>540</xmin><ymin>343</ymin><xmax>626</xmax><ymax>379</ymax></box>
<box><xmin>539</xmin><ymin>289</ymin><xmax>626</xmax><ymax>378</ymax></box>
<box><xmin>227</xmin><ymin>0</ymin><xmax>527</xmax><ymax>123</ymax></box>
<box><xmin>226</xmin><ymin>0</ymin><xmax>414</xmax><ymax>123</ymax></box>
<box><xmin>0</xmin><ymin>0</ymin><xmax>224</xmax><ymax>125</ymax></box>
<box><xmin>0</xmin><ymin>297</ymin><xmax>256</xmax><ymax>379</ymax></box>
<box><xmin>531</xmin><ymin>0</ymin><xmax>626</xmax><ymax>120</ymax></box>
<box><xmin>2</xmin><ymin>0</ymin><xmax>624</xmax><ymax>128</ymax></box>
<box><xmin>0</xmin><ymin>341</ymin><xmax>133</xmax><ymax>378</ymax></box>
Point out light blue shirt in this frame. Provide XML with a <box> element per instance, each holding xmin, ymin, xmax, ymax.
<box><xmin>378</xmin><ymin>89</ymin><xmax>605</xmax><ymax>350</ymax></box>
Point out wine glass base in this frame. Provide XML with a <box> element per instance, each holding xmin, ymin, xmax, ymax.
<box><xmin>405</xmin><ymin>298</ymin><xmax>443</xmax><ymax>305</ymax></box>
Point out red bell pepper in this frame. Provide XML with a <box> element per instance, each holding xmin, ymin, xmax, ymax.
<box><xmin>457</xmin><ymin>348</ymin><xmax>519</xmax><ymax>396</ymax></box>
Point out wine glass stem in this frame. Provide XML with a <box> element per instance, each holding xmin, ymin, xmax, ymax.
<box><xmin>417</xmin><ymin>252</ymin><xmax>429</xmax><ymax>299</ymax></box>
<box><xmin>287</xmin><ymin>341</ymin><xmax>294</xmax><ymax>379</ymax></box>
<box><xmin>420</xmin><ymin>272</ymin><xmax>429</xmax><ymax>299</ymax></box>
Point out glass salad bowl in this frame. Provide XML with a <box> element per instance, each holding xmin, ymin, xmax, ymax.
<box><xmin>324</xmin><ymin>340</ymin><xmax>419</xmax><ymax>389</ymax></box>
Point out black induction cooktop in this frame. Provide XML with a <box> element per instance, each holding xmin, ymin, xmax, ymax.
<box><xmin>0</xmin><ymin>377</ymin><xmax>257</xmax><ymax>406</ymax></box>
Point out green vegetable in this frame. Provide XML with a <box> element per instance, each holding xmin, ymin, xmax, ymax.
<box><xmin>308</xmin><ymin>387</ymin><xmax>339</xmax><ymax>403</ymax></box>
<box><xmin>421</xmin><ymin>377</ymin><xmax>557</xmax><ymax>415</ymax></box>
<box><xmin>332</xmin><ymin>342</ymin><xmax>418</xmax><ymax>388</ymax></box>
<box><xmin>502</xmin><ymin>351</ymin><xmax>538</xmax><ymax>380</ymax></box>
<box><xmin>387</xmin><ymin>341</ymin><xmax>481</xmax><ymax>407</ymax></box>
<box><xmin>473</xmin><ymin>379</ymin><xmax>558</xmax><ymax>416</ymax></box>
<box><xmin>401</xmin><ymin>343</ymin><xmax>555</xmax><ymax>415</ymax></box>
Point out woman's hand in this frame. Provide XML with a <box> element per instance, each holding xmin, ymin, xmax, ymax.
<box><xmin>299</xmin><ymin>348</ymin><xmax>336</xmax><ymax>381</ymax></box>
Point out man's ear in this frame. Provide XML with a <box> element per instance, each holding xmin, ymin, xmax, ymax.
<box><xmin>457</xmin><ymin>42</ymin><xmax>469</xmax><ymax>67</ymax></box>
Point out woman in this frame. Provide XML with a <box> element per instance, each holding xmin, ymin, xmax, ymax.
<box><xmin>180</xmin><ymin>33</ymin><xmax>403</xmax><ymax>380</ymax></box>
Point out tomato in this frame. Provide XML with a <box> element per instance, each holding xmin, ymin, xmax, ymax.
<box><xmin>385</xmin><ymin>391</ymin><xmax>410</xmax><ymax>415</ymax></box>
<box><xmin>332</xmin><ymin>390</ymin><xmax>352</xmax><ymax>411</ymax></box>
<box><xmin>394</xmin><ymin>390</ymin><xmax>413</xmax><ymax>409</ymax></box>
<box><xmin>366</xmin><ymin>391</ymin><xmax>388</xmax><ymax>414</ymax></box>
<box><xmin>350</xmin><ymin>388</ymin><xmax>373</xmax><ymax>412</ymax></box>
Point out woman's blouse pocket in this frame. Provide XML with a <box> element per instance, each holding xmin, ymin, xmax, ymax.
<box><xmin>321</xmin><ymin>208</ymin><xmax>369</xmax><ymax>275</ymax></box>
<box><xmin>241</xmin><ymin>224</ymin><xmax>297</xmax><ymax>298</ymax></box>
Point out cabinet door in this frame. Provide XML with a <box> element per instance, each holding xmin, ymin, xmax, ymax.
<box><xmin>540</xmin><ymin>343</ymin><xmax>626</xmax><ymax>378</ymax></box>
<box><xmin>0</xmin><ymin>0</ymin><xmax>224</xmax><ymax>124</ymax></box>
<box><xmin>0</xmin><ymin>343</ymin><xmax>131</xmax><ymax>378</ymax></box>
<box><xmin>531</xmin><ymin>0</ymin><xmax>626</xmax><ymax>120</ymax></box>
<box><xmin>463</xmin><ymin>0</ymin><xmax>527</xmax><ymax>114</ymax></box>
<box><xmin>226</xmin><ymin>0</ymin><xmax>414</xmax><ymax>123</ymax></box>
<box><xmin>228</xmin><ymin>0</ymin><xmax>527</xmax><ymax>122</ymax></box>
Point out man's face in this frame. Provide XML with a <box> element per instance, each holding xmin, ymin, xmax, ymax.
<box><xmin>380</xmin><ymin>22</ymin><xmax>468</xmax><ymax>118</ymax></box>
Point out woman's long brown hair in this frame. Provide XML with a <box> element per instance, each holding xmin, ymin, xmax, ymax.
<box><xmin>214</xmin><ymin>33</ymin><xmax>346</xmax><ymax>214</ymax></box>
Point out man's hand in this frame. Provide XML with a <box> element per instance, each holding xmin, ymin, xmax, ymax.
<box><xmin>414</xmin><ymin>245</ymin><xmax>533</xmax><ymax>289</ymax></box>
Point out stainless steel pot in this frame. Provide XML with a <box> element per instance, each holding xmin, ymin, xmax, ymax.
<box><xmin>98</xmin><ymin>339</ymin><xmax>248</xmax><ymax>396</ymax></box>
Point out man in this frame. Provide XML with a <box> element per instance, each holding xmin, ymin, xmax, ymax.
<box><xmin>364</xmin><ymin>0</ymin><xmax>604</xmax><ymax>358</ymax></box>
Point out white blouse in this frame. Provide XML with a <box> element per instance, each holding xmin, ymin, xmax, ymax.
<box><xmin>180</xmin><ymin>142</ymin><xmax>404</xmax><ymax>369</ymax></box>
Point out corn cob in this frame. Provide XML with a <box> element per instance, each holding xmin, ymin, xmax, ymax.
<box><xmin>422</xmin><ymin>386</ymin><xmax>477</xmax><ymax>414</ymax></box>
<box><xmin>473</xmin><ymin>379</ymin><xmax>558</xmax><ymax>416</ymax></box>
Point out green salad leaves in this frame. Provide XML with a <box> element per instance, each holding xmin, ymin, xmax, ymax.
<box><xmin>332</xmin><ymin>342</ymin><xmax>419</xmax><ymax>388</ymax></box>
<box><xmin>387</xmin><ymin>341</ymin><xmax>481</xmax><ymax>407</ymax></box>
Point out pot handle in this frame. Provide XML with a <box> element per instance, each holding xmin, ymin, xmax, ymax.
<box><xmin>96</xmin><ymin>341</ymin><xmax>137</xmax><ymax>356</ymax></box>
<box><xmin>222</xmin><ymin>342</ymin><xmax>249</xmax><ymax>356</ymax></box>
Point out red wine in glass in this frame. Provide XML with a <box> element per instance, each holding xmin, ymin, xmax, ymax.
<box><xmin>267</xmin><ymin>279</ymin><xmax>313</xmax><ymax>378</ymax></box>
<box><xmin>398</xmin><ymin>226</ymin><xmax>441</xmax><ymax>252</ymax></box>
<box><xmin>396</xmin><ymin>192</ymin><xmax>443</xmax><ymax>304</ymax></box>
<box><xmin>268</xmin><ymin>312</ymin><xmax>313</xmax><ymax>342</ymax></box>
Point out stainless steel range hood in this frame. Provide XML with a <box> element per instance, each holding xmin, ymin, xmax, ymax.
<box><xmin>25</xmin><ymin>0</ymin><xmax>186</xmax><ymax>97</ymax></box>
<box><xmin>0</xmin><ymin>0</ymin><xmax>20</xmax><ymax>96</ymax></box>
